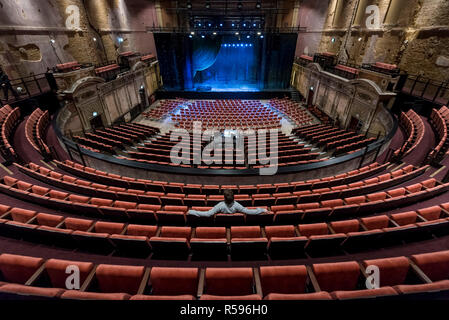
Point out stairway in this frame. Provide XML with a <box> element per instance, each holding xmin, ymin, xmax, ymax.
<box><xmin>289</xmin><ymin>87</ymin><xmax>302</xmax><ymax>103</ymax></box>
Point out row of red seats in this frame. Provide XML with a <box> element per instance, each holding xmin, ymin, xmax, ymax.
<box><xmin>74</xmin><ymin>136</ymin><xmax>115</xmax><ymax>154</ymax></box>
<box><xmin>395</xmin><ymin>109</ymin><xmax>424</xmax><ymax>159</ymax></box>
<box><xmin>35</xmin><ymin>110</ymin><xmax>51</xmax><ymax>155</ymax></box>
<box><xmin>334</xmin><ymin>137</ymin><xmax>377</xmax><ymax>156</ymax></box>
<box><xmin>120</xmin><ymin>154</ymin><xmax>325</xmax><ymax>169</ymax></box>
<box><xmin>94</xmin><ymin>129</ymin><xmax>133</xmax><ymax>145</ymax></box>
<box><xmin>1</xmin><ymin>202</ymin><xmax>448</xmax><ymax>258</ymax></box>
<box><xmin>307</xmin><ymin>105</ymin><xmax>333</xmax><ymax>124</ymax></box>
<box><xmin>268</xmin><ymin>98</ymin><xmax>314</xmax><ymax>127</ymax></box>
<box><xmin>299</xmin><ymin>54</ymin><xmax>313</xmax><ymax>62</ymax></box>
<box><xmin>428</xmin><ymin>106</ymin><xmax>449</xmax><ymax>161</ymax></box>
<box><xmin>94</xmin><ymin>64</ymin><xmax>119</xmax><ymax>75</ymax></box>
<box><xmin>55</xmin><ymin>61</ymin><xmax>81</xmax><ymax>73</ymax></box>
<box><xmin>119</xmin><ymin>51</ymin><xmax>135</xmax><ymax>57</ymax></box>
<box><xmin>326</xmin><ymin>134</ymin><xmax>366</xmax><ymax>151</ymax></box>
<box><xmin>75</xmin><ymin>123</ymin><xmax>158</xmax><ymax>154</ymax></box>
<box><xmin>55</xmin><ymin>159</ymin><xmax>387</xmax><ymax>193</ymax></box>
<box><xmin>1</xmin><ymin>250</ymin><xmax>449</xmax><ymax>300</ymax></box>
<box><xmin>334</xmin><ymin>64</ymin><xmax>359</xmax><ymax>79</ymax></box>
<box><xmin>143</xmin><ymin>99</ymin><xmax>189</xmax><ymax>120</ymax></box>
<box><xmin>141</xmin><ymin>53</ymin><xmax>156</xmax><ymax>62</ymax></box>
<box><xmin>170</xmin><ymin>100</ymin><xmax>283</xmax><ymax>130</ymax></box>
<box><xmin>317</xmin><ymin>131</ymin><xmax>354</xmax><ymax>147</ymax></box>
<box><xmin>19</xmin><ymin>162</ymin><xmax>423</xmax><ymax>209</ymax></box>
<box><xmin>0</xmin><ymin>105</ymin><xmax>20</xmax><ymax>159</ymax></box>
<box><xmin>85</xmin><ymin>132</ymin><xmax>124</xmax><ymax>148</ymax></box>
<box><xmin>1</xmin><ymin>172</ymin><xmax>445</xmax><ymax>226</ymax></box>
<box><xmin>375</xmin><ymin>62</ymin><xmax>398</xmax><ymax>71</ymax></box>
<box><xmin>25</xmin><ymin>108</ymin><xmax>47</xmax><ymax>155</ymax></box>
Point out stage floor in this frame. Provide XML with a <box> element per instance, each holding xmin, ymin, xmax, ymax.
<box><xmin>189</xmin><ymin>82</ymin><xmax>261</xmax><ymax>92</ymax></box>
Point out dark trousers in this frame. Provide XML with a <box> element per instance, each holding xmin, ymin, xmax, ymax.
<box><xmin>1</xmin><ymin>82</ymin><xmax>18</xmax><ymax>101</ymax></box>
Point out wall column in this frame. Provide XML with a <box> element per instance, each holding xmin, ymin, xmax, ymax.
<box><xmin>352</xmin><ymin>0</ymin><xmax>369</xmax><ymax>28</ymax></box>
<box><xmin>155</xmin><ymin>1</ymin><xmax>164</xmax><ymax>28</ymax></box>
<box><xmin>384</xmin><ymin>0</ymin><xmax>407</xmax><ymax>26</ymax></box>
<box><xmin>332</xmin><ymin>0</ymin><xmax>346</xmax><ymax>28</ymax></box>
<box><xmin>291</xmin><ymin>0</ymin><xmax>301</xmax><ymax>27</ymax></box>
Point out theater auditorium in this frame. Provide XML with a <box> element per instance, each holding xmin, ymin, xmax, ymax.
<box><xmin>1</xmin><ymin>0</ymin><xmax>449</xmax><ymax>308</ymax></box>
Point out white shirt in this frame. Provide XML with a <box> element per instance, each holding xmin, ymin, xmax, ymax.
<box><xmin>188</xmin><ymin>201</ymin><xmax>266</xmax><ymax>217</ymax></box>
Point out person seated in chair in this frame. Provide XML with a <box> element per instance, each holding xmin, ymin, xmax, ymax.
<box><xmin>188</xmin><ymin>189</ymin><xmax>267</xmax><ymax>218</ymax></box>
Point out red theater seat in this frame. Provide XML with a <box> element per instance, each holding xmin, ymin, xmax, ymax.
<box><xmin>0</xmin><ymin>254</ymin><xmax>44</xmax><ymax>284</ymax></box>
<box><xmin>44</xmin><ymin>259</ymin><xmax>94</xmax><ymax>288</ymax></box>
<box><xmin>204</xmin><ymin>268</ymin><xmax>255</xmax><ymax>296</ymax></box>
<box><xmin>94</xmin><ymin>264</ymin><xmax>145</xmax><ymax>295</ymax></box>
<box><xmin>150</xmin><ymin>267</ymin><xmax>198</xmax><ymax>296</ymax></box>
<box><xmin>260</xmin><ymin>266</ymin><xmax>308</xmax><ymax>296</ymax></box>
<box><xmin>312</xmin><ymin>261</ymin><xmax>361</xmax><ymax>292</ymax></box>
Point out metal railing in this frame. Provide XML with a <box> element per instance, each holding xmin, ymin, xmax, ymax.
<box><xmin>146</xmin><ymin>26</ymin><xmax>307</xmax><ymax>34</ymax></box>
<box><xmin>0</xmin><ymin>73</ymin><xmax>53</xmax><ymax>106</ymax></box>
<box><xmin>401</xmin><ymin>74</ymin><xmax>449</xmax><ymax>107</ymax></box>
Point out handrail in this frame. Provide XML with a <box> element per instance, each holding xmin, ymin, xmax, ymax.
<box><xmin>0</xmin><ymin>73</ymin><xmax>52</xmax><ymax>105</ymax></box>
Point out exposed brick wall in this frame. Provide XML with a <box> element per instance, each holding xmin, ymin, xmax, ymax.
<box><xmin>0</xmin><ymin>0</ymin><xmax>157</xmax><ymax>79</ymax></box>
<box><xmin>297</xmin><ymin>0</ymin><xmax>449</xmax><ymax>81</ymax></box>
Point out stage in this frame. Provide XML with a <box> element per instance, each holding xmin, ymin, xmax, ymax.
<box><xmin>154</xmin><ymin>33</ymin><xmax>297</xmax><ymax>93</ymax></box>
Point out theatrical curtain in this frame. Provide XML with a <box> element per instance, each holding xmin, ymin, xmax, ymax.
<box><xmin>192</xmin><ymin>36</ymin><xmax>222</xmax><ymax>76</ymax></box>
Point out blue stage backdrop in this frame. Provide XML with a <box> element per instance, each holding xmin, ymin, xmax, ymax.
<box><xmin>154</xmin><ymin>33</ymin><xmax>297</xmax><ymax>92</ymax></box>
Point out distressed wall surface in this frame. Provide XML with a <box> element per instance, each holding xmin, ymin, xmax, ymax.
<box><xmin>0</xmin><ymin>0</ymin><xmax>158</xmax><ymax>79</ymax></box>
<box><xmin>296</xmin><ymin>0</ymin><xmax>449</xmax><ymax>81</ymax></box>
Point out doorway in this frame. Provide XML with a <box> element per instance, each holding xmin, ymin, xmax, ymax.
<box><xmin>348</xmin><ymin>116</ymin><xmax>361</xmax><ymax>132</ymax></box>
<box><xmin>90</xmin><ymin>114</ymin><xmax>104</xmax><ymax>130</ymax></box>
<box><xmin>307</xmin><ymin>88</ymin><xmax>314</xmax><ymax>107</ymax></box>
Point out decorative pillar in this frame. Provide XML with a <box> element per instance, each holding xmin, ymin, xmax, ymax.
<box><xmin>353</xmin><ymin>0</ymin><xmax>369</xmax><ymax>27</ymax></box>
<box><xmin>332</xmin><ymin>0</ymin><xmax>346</xmax><ymax>28</ymax></box>
<box><xmin>384</xmin><ymin>0</ymin><xmax>407</xmax><ymax>26</ymax></box>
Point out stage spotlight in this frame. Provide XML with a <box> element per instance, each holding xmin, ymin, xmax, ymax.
<box><xmin>205</xmin><ymin>1</ymin><xmax>211</xmax><ymax>9</ymax></box>
<box><xmin>253</xmin><ymin>23</ymin><xmax>257</xmax><ymax>27</ymax></box>
<box><xmin>198</xmin><ymin>23</ymin><xmax>202</xmax><ymax>27</ymax></box>
<box><xmin>247</xmin><ymin>35</ymin><xmax>250</xmax><ymax>39</ymax></box>
<box><xmin>257</xmin><ymin>32</ymin><xmax>261</xmax><ymax>35</ymax></box>
<box><xmin>219</xmin><ymin>23</ymin><xmax>223</xmax><ymax>27</ymax></box>
<box><xmin>256</xmin><ymin>2</ymin><xmax>261</xmax><ymax>9</ymax></box>
<box><xmin>237</xmin><ymin>2</ymin><xmax>243</xmax><ymax>10</ymax></box>
<box><xmin>208</xmin><ymin>23</ymin><xmax>212</xmax><ymax>27</ymax></box>
<box><xmin>231</xmin><ymin>23</ymin><xmax>235</xmax><ymax>27</ymax></box>
<box><xmin>243</xmin><ymin>23</ymin><xmax>246</xmax><ymax>27</ymax></box>
<box><xmin>213</xmin><ymin>32</ymin><xmax>217</xmax><ymax>35</ymax></box>
<box><xmin>235</xmin><ymin>32</ymin><xmax>239</xmax><ymax>35</ymax></box>
<box><xmin>260</xmin><ymin>35</ymin><xmax>264</xmax><ymax>39</ymax></box>
<box><xmin>187</xmin><ymin>1</ymin><xmax>192</xmax><ymax>9</ymax></box>
<box><xmin>201</xmin><ymin>35</ymin><xmax>205</xmax><ymax>38</ymax></box>
<box><xmin>189</xmin><ymin>35</ymin><xmax>193</xmax><ymax>38</ymax></box>
<box><xmin>191</xmin><ymin>31</ymin><xmax>195</xmax><ymax>35</ymax></box>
